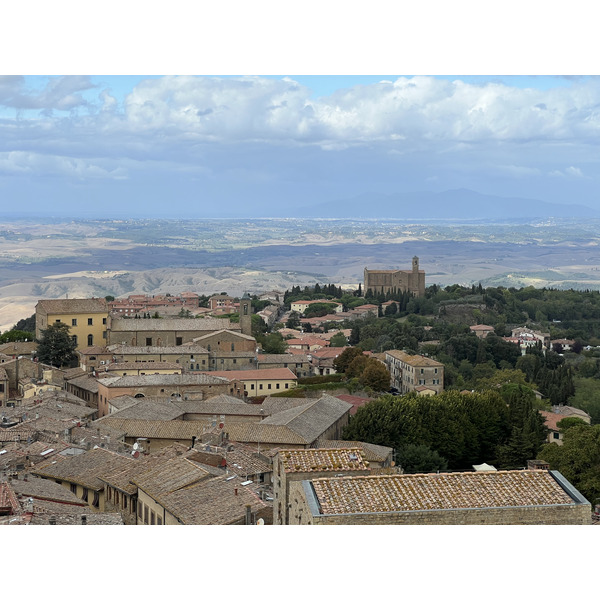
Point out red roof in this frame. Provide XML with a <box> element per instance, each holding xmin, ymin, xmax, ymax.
<box><xmin>539</xmin><ymin>410</ymin><xmax>564</xmax><ymax>432</ymax></box>
<box><xmin>336</xmin><ymin>395</ymin><xmax>374</xmax><ymax>415</ymax></box>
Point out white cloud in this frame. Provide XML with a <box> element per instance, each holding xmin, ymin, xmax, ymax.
<box><xmin>0</xmin><ymin>151</ymin><xmax>127</xmax><ymax>180</ymax></box>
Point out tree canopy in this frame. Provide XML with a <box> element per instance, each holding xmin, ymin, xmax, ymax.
<box><xmin>35</xmin><ymin>322</ymin><xmax>78</xmax><ymax>367</ymax></box>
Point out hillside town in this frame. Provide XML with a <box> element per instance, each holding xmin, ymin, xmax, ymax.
<box><xmin>0</xmin><ymin>258</ymin><xmax>598</xmax><ymax>525</ymax></box>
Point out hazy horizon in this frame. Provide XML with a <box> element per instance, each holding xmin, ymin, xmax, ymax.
<box><xmin>2</xmin><ymin>75</ymin><xmax>600</xmax><ymax>219</ymax></box>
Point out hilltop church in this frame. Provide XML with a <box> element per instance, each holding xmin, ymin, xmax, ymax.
<box><xmin>364</xmin><ymin>256</ymin><xmax>425</xmax><ymax>297</ymax></box>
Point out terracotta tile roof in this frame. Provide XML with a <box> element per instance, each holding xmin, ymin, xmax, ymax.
<box><xmin>98</xmin><ymin>372</ymin><xmax>231</xmax><ymax>387</ymax></box>
<box><xmin>259</xmin><ymin>394</ymin><xmax>351</xmax><ymax>443</ymax></box>
<box><xmin>260</xmin><ymin>397</ymin><xmax>316</xmax><ymax>413</ymax></box>
<box><xmin>314</xmin><ymin>440</ymin><xmax>393</xmax><ymax>463</ymax></box>
<box><xmin>309</xmin><ymin>470</ymin><xmax>577</xmax><ymax>515</ymax></box>
<box><xmin>29</xmin><ymin>512</ymin><xmax>124</xmax><ymax>525</ymax></box>
<box><xmin>386</xmin><ymin>349</ymin><xmax>444</xmax><ymax>368</ymax></box>
<box><xmin>31</xmin><ymin>447</ymin><xmax>137</xmax><ymax>491</ymax></box>
<box><xmin>0</xmin><ymin>482</ymin><xmax>21</xmax><ymax>514</ymax></box>
<box><xmin>335</xmin><ymin>394</ymin><xmax>375</xmax><ymax>415</ymax></box>
<box><xmin>219</xmin><ymin>422</ymin><xmax>309</xmax><ymax>446</ymax></box>
<box><xmin>36</xmin><ymin>298</ymin><xmax>108</xmax><ymax>314</ymax></box>
<box><xmin>10</xmin><ymin>477</ymin><xmax>88</xmax><ymax>505</ymax></box>
<box><xmin>98</xmin><ymin>418</ymin><xmax>210</xmax><ymax>440</ymax></box>
<box><xmin>159</xmin><ymin>474</ymin><xmax>269</xmax><ymax>524</ymax></box>
<box><xmin>131</xmin><ymin>455</ymin><xmax>213</xmax><ymax>499</ymax></box>
<box><xmin>278</xmin><ymin>447</ymin><xmax>371</xmax><ymax>473</ymax></box>
<box><xmin>104</xmin><ymin>401</ymin><xmax>186</xmax><ymax>421</ymax></box>
<box><xmin>552</xmin><ymin>405</ymin><xmax>591</xmax><ymax>421</ymax></box>
<box><xmin>311</xmin><ymin>347</ymin><xmax>344</xmax><ymax>359</ymax></box>
<box><xmin>66</xmin><ymin>374</ymin><xmax>99</xmax><ymax>393</ymax></box>
<box><xmin>539</xmin><ymin>410</ymin><xmax>564</xmax><ymax>432</ymax></box>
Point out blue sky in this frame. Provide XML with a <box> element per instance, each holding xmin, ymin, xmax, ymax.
<box><xmin>1</xmin><ymin>3</ymin><xmax>599</xmax><ymax>219</ymax></box>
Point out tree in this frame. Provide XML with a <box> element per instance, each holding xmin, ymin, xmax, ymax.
<box><xmin>359</xmin><ymin>359</ymin><xmax>391</xmax><ymax>392</ymax></box>
<box><xmin>36</xmin><ymin>322</ymin><xmax>78</xmax><ymax>367</ymax></box>
<box><xmin>395</xmin><ymin>444</ymin><xmax>448</xmax><ymax>474</ymax></box>
<box><xmin>12</xmin><ymin>313</ymin><xmax>35</xmax><ymax>333</ymax></box>
<box><xmin>333</xmin><ymin>347</ymin><xmax>364</xmax><ymax>373</ymax></box>
<box><xmin>329</xmin><ymin>331</ymin><xmax>347</xmax><ymax>347</ymax></box>
<box><xmin>286</xmin><ymin>313</ymin><xmax>301</xmax><ymax>329</ymax></box>
<box><xmin>260</xmin><ymin>332</ymin><xmax>288</xmax><ymax>354</ymax></box>
<box><xmin>538</xmin><ymin>424</ymin><xmax>600</xmax><ymax>504</ymax></box>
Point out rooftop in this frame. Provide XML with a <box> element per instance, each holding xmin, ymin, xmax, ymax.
<box><xmin>278</xmin><ymin>447</ymin><xmax>370</xmax><ymax>474</ymax></box>
<box><xmin>386</xmin><ymin>349</ymin><xmax>444</xmax><ymax>368</ymax></box>
<box><xmin>309</xmin><ymin>470</ymin><xmax>579</xmax><ymax>515</ymax></box>
<box><xmin>36</xmin><ymin>298</ymin><xmax>108</xmax><ymax>314</ymax></box>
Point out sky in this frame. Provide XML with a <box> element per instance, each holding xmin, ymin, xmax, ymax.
<box><xmin>1</xmin><ymin>3</ymin><xmax>599</xmax><ymax>219</ymax></box>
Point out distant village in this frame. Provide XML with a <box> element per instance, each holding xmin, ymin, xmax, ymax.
<box><xmin>0</xmin><ymin>258</ymin><xmax>595</xmax><ymax>525</ymax></box>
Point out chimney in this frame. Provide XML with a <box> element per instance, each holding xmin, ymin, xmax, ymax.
<box><xmin>81</xmin><ymin>515</ymin><xmax>87</xmax><ymax>525</ymax></box>
<box><xmin>234</xmin><ymin>487</ymin><xmax>238</xmax><ymax>496</ymax></box>
<box><xmin>245</xmin><ymin>504</ymin><xmax>252</xmax><ymax>525</ymax></box>
<box><xmin>49</xmin><ymin>516</ymin><xmax>57</xmax><ymax>525</ymax></box>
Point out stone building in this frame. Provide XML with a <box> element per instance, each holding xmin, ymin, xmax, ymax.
<box><xmin>364</xmin><ymin>256</ymin><xmax>425</xmax><ymax>298</ymax></box>
<box><xmin>35</xmin><ymin>298</ymin><xmax>109</xmax><ymax>350</ymax></box>
<box><xmin>385</xmin><ymin>349</ymin><xmax>444</xmax><ymax>395</ymax></box>
<box><xmin>287</xmin><ymin>469</ymin><xmax>591</xmax><ymax>525</ymax></box>
<box><xmin>272</xmin><ymin>447</ymin><xmax>372</xmax><ymax>525</ymax></box>
<box><xmin>106</xmin><ymin>316</ymin><xmax>240</xmax><ymax>347</ymax></box>
<box><xmin>96</xmin><ymin>373</ymin><xmax>243</xmax><ymax>417</ymax></box>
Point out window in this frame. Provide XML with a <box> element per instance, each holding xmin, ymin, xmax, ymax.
<box><xmin>93</xmin><ymin>491</ymin><xmax>100</xmax><ymax>508</ymax></box>
<box><xmin>176</xmin><ymin>337</ymin><xmax>183</xmax><ymax>346</ymax></box>
<box><xmin>103</xmin><ymin>317</ymin><xmax>107</xmax><ymax>325</ymax></box>
<box><xmin>251</xmin><ymin>384</ymin><xmax>255</xmax><ymax>390</ymax></box>
<box><xmin>87</xmin><ymin>334</ymin><xmax>93</xmax><ymax>346</ymax></box>
<box><xmin>233</xmin><ymin>359</ymin><xmax>237</xmax><ymax>364</ymax></box>
<box><xmin>146</xmin><ymin>338</ymin><xmax>152</xmax><ymax>346</ymax></box>
<box><xmin>0</xmin><ymin>383</ymin><xmax>4</xmax><ymax>393</ymax></box>
<box><xmin>102</xmin><ymin>331</ymin><xmax>107</xmax><ymax>339</ymax></box>
<box><xmin>157</xmin><ymin>515</ymin><xmax>162</xmax><ymax>525</ymax></box>
<box><xmin>82</xmin><ymin>488</ymin><xmax>88</xmax><ymax>502</ymax></box>
<box><xmin>259</xmin><ymin>384</ymin><xmax>263</xmax><ymax>390</ymax></box>
<box><xmin>72</xmin><ymin>318</ymin><xmax>77</xmax><ymax>326</ymax></box>
<box><xmin>123</xmin><ymin>496</ymin><xmax>127</xmax><ymax>509</ymax></box>
<box><xmin>138</xmin><ymin>501</ymin><xmax>142</xmax><ymax>519</ymax></box>
<box><xmin>144</xmin><ymin>505</ymin><xmax>149</xmax><ymax>524</ymax></box>
<box><xmin>55</xmin><ymin>319</ymin><xmax>61</xmax><ymax>323</ymax></box>
<box><xmin>285</xmin><ymin>383</ymin><xmax>289</xmax><ymax>389</ymax></box>
<box><xmin>88</xmin><ymin>318</ymin><xmax>93</xmax><ymax>325</ymax></box>
<box><xmin>231</xmin><ymin>343</ymin><xmax>235</xmax><ymax>351</ymax></box>
<box><xmin>70</xmin><ymin>483</ymin><xmax>77</xmax><ymax>494</ymax></box>
<box><xmin>268</xmin><ymin>383</ymin><xmax>272</xmax><ymax>389</ymax></box>
<box><xmin>151</xmin><ymin>511</ymin><xmax>155</xmax><ymax>525</ymax></box>
<box><xmin>276</xmin><ymin>383</ymin><xmax>280</xmax><ymax>389</ymax></box>
<box><xmin>553</xmin><ymin>432</ymin><xmax>560</xmax><ymax>440</ymax></box>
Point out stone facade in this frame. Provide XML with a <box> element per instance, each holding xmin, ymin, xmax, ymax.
<box><xmin>385</xmin><ymin>349</ymin><xmax>444</xmax><ymax>395</ymax></box>
<box><xmin>364</xmin><ymin>256</ymin><xmax>425</xmax><ymax>298</ymax></box>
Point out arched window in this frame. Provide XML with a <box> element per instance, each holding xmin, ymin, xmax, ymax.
<box><xmin>87</xmin><ymin>334</ymin><xmax>93</xmax><ymax>346</ymax></box>
<box><xmin>134</xmin><ymin>393</ymin><xmax>145</xmax><ymax>398</ymax></box>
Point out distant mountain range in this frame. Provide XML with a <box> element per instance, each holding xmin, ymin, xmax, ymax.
<box><xmin>292</xmin><ymin>189</ymin><xmax>600</xmax><ymax>220</ymax></box>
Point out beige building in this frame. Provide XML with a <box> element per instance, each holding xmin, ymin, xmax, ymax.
<box><xmin>288</xmin><ymin>469</ymin><xmax>591</xmax><ymax>525</ymax></box>
<box><xmin>205</xmin><ymin>367</ymin><xmax>298</xmax><ymax>398</ymax></box>
<box><xmin>364</xmin><ymin>256</ymin><xmax>425</xmax><ymax>298</ymax></box>
<box><xmin>31</xmin><ymin>447</ymin><xmax>136</xmax><ymax>513</ymax></box>
<box><xmin>96</xmin><ymin>373</ymin><xmax>243</xmax><ymax>417</ymax></box>
<box><xmin>107</xmin><ymin>344</ymin><xmax>210</xmax><ymax>371</ymax></box>
<box><xmin>35</xmin><ymin>298</ymin><xmax>109</xmax><ymax>350</ymax></box>
<box><xmin>385</xmin><ymin>350</ymin><xmax>444</xmax><ymax>395</ymax></box>
<box><xmin>106</xmin><ymin>316</ymin><xmax>240</xmax><ymax>347</ymax></box>
<box><xmin>273</xmin><ymin>447</ymin><xmax>371</xmax><ymax>525</ymax></box>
